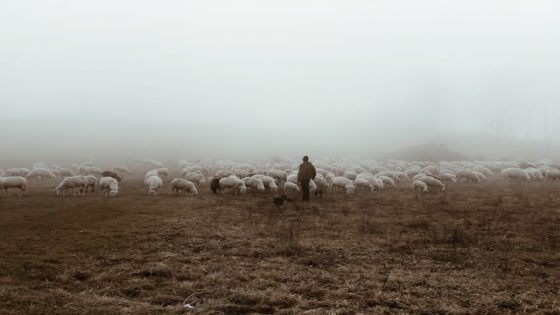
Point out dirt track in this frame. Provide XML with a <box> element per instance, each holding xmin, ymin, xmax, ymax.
<box><xmin>1</xmin><ymin>179</ymin><xmax>559</xmax><ymax>314</ymax></box>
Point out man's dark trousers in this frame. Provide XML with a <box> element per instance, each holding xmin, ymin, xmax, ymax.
<box><xmin>301</xmin><ymin>179</ymin><xmax>310</xmax><ymax>201</ymax></box>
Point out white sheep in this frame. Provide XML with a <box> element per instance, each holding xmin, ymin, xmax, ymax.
<box><xmin>456</xmin><ymin>170</ymin><xmax>483</xmax><ymax>183</ymax></box>
<box><xmin>232</xmin><ymin>168</ymin><xmax>250</xmax><ymax>178</ymax></box>
<box><xmin>356</xmin><ymin>173</ymin><xmax>384</xmax><ymax>190</ymax></box>
<box><xmin>266</xmin><ymin>170</ymin><xmax>288</xmax><ymax>182</ymax></box>
<box><xmin>56</xmin><ymin>168</ymin><xmax>75</xmax><ymax>177</ymax></box>
<box><xmin>286</xmin><ymin>174</ymin><xmax>298</xmax><ymax>184</ymax></box>
<box><xmin>417</xmin><ymin>175</ymin><xmax>445</xmax><ymax>192</ymax></box>
<box><xmin>26</xmin><ymin>168</ymin><xmax>56</xmax><ymax>180</ymax></box>
<box><xmin>146</xmin><ymin>175</ymin><xmax>163</xmax><ymax>195</ymax></box>
<box><xmin>183</xmin><ymin>172</ymin><xmax>206</xmax><ymax>187</ymax></box>
<box><xmin>215</xmin><ymin>170</ymin><xmax>234</xmax><ymax>177</ymax></box>
<box><xmin>376</xmin><ymin>171</ymin><xmax>407</xmax><ymax>183</ymax></box>
<box><xmin>439</xmin><ymin>173</ymin><xmax>457</xmax><ymax>183</ymax></box>
<box><xmin>99</xmin><ymin>176</ymin><xmax>119</xmax><ymax>197</ymax></box>
<box><xmin>501</xmin><ymin>168</ymin><xmax>531</xmax><ymax>181</ymax></box>
<box><xmin>171</xmin><ymin>178</ymin><xmax>198</xmax><ymax>196</ymax></box>
<box><xmin>313</xmin><ymin>174</ymin><xmax>330</xmax><ymax>198</ymax></box>
<box><xmin>113</xmin><ymin>165</ymin><xmax>131</xmax><ymax>175</ymax></box>
<box><xmin>144</xmin><ymin>168</ymin><xmax>168</xmax><ymax>184</ymax></box>
<box><xmin>354</xmin><ymin>178</ymin><xmax>374</xmax><ymax>191</ymax></box>
<box><xmin>83</xmin><ymin>166</ymin><xmax>103</xmax><ymax>176</ymax></box>
<box><xmin>413</xmin><ymin>180</ymin><xmax>428</xmax><ymax>193</ymax></box>
<box><xmin>283</xmin><ymin>181</ymin><xmax>301</xmax><ymax>193</ymax></box>
<box><xmin>472</xmin><ymin>165</ymin><xmax>493</xmax><ymax>177</ymax></box>
<box><xmin>219</xmin><ymin>175</ymin><xmax>247</xmax><ymax>195</ymax></box>
<box><xmin>525</xmin><ymin>168</ymin><xmax>544</xmax><ymax>181</ymax></box>
<box><xmin>377</xmin><ymin>175</ymin><xmax>396</xmax><ymax>189</ymax></box>
<box><xmin>5</xmin><ymin>168</ymin><xmax>31</xmax><ymax>177</ymax></box>
<box><xmin>343</xmin><ymin>170</ymin><xmax>358</xmax><ymax>180</ymax></box>
<box><xmin>0</xmin><ymin>176</ymin><xmax>28</xmax><ymax>196</ymax></box>
<box><xmin>157</xmin><ymin>168</ymin><xmax>169</xmax><ymax>177</ymax></box>
<box><xmin>54</xmin><ymin>176</ymin><xmax>86</xmax><ymax>196</ymax></box>
<box><xmin>242</xmin><ymin>177</ymin><xmax>265</xmax><ymax>192</ymax></box>
<box><xmin>331</xmin><ymin>176</ymin><xmax>355</xmax><ymax>194</ymax></box>
<box><xmin>84</xmin><ymin>175</ymin><xmax>97</xmax><ymax>192</ymax></box>
<box><xmin>545</xmin><ymin>169</ymin><xmax>560</xmax><ymax>181</ymax></box>
<box><xmin>252</xmin><ymin>175</ymin><xmax>278</xmax><ymax>193</ymax></box>
<box><xmin>309</xmin><ymin>179</ymin><xmax>318</xmax><ymax>195</ymax></box>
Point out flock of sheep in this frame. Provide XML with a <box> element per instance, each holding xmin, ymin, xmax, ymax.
<box><xmin>1</xmin><ymin>157</ymin><xmax>560</xmax><ymax>198</ymax></box>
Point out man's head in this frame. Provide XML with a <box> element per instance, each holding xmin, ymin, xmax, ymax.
<box><xmin>303</xmin><ymin>156</ymin><xmax>309</xmax><ymax>162</ymax></box>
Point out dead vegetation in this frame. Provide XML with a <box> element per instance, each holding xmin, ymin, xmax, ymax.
<box><xmin>0</xmin><ymin>179</ymin><xmax>559</xmax><ymax>314</ymax></box>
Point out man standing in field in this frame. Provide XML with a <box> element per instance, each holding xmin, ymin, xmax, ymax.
<box><xmin>297</xmin><ymin>155</ymin><xmax>316</xmax><ymax>201</ymax></box>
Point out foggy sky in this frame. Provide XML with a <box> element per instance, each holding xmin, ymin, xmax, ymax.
<box><xmin>2</xmin><ymin>1</ymin><xmax>560</xmax><ymax>159</ymax></box>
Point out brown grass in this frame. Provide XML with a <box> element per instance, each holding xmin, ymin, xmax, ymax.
<box><xmin>0</xmin><ymin>178</ymin><xmax>559</xmax><ymax>314</ymax></box>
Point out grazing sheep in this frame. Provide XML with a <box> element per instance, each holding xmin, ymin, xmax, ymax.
<box><xmin>501</xmin><ymin>168</ymin><xmax>531</xmax><ymax>181</ymax></box>
<box><xmin>313</xmin><ymin>174</ymin><xmax>330</xmax><ymax>198</ymax></box>
<box><xmin>215</xmin><ymin>170</ymin><xmax>234</xmax><ymax>177</ymax></box>
<box><xmin>286</xmin><ymin>174</ymin><xmax>298</xmax><ymax>184</ymax></box>
<box><xmin>56</xmin><ymin>168</ymin><xmax>75</xmax><ymax>177</ymax></box>
<box><xmin>266</xmin><ymin>170</ymin><xmax>288</xmax><ymax>182</ymax></box>
<box><xmin>413</xmin><ymin>180</ymin><xmax>428</xmax><ymax>193</ymax></box>
<box><xmin>331</xmin><ymin>176</ymin><xmax>355</xmax><ymax>194</ymax></box>
<box><xmin>283</xmin><ymin>182</ymin><xmax>301</xmax><ymax>194</ymax></box>
<box><xmin>26</xmin><ymin>168</ymin><xmax>56</xmax><ymax>180</ymax></box>
<box><xmin>219</xmin><ymin>176</ymin><xmax>247</xmax><ymax>195</ymax></box>
<box><xmin>101</xmin><ymin>171</ymin><xmax>123</xmax><ymax>182</ymax></box>
<box><xmin>545</xmin><ymin>169</ymin><xmax>560</xmax><ymax>181</ymax></box>
<box><xmin>354</xmin><ymin>178</ymin><xmax>374</xmax><ymax>191</ymax></box>
<box><xmin>83</xmin><ymin>167</ymin><xmax>103</xmax><ymax>176</ymax></box>
<box><xmin>146</xmin><ymin>175</ymin><xmax>163</xmax><ymax>195</ymax></box>
<box><xmin>54</xmin><ymin>176</ymin><xmax>86</xmax><ymax>196</ymax></box>
<box><xmin>0</xmin><ymin>176</ymin><xmax>28</xmax><ymax>196</ymax></box>
<box><xmin>343</xmin><ymin>170</ymin><xmax>358</xmax><ymax>180</ymax></box>
<box><xmin>233</xmin><ymin>168</ymin><xmax>250</xmax><ymax>178</ymax></box>
<box><xmin>145</xmin><ymin>168</ymin><xmax>168</xmax><ymax>184</ymax></box>
<box><xmin>309</xmin><ymin>179</ymin><xmax>318</xmax><ymax>196</ymax></box>
<box><xmin>456</xmin><ymin>170</ymin><xmax>482</xmax><ymax>183</ymax></box>
<box><xmin>113</xmin><ymin>165</ymin><xmax>131</xmax><ymax>174</ymax></box>
<box><xmin>157</xmin><ymin>168</ymin><xmax>169</xmax><ymax>178</ymax></box>
<box><xmin>472</xmin><ymin>165</ymin><xmax>493</xmax><ymax>177</ymax></box>
<box><xmin>377</xmin><ymin>175</ymin><xmax>396</xmax><ymax>189</ymax></box>
<box><xmin>439</xmin><ymin>173</ymin><xmax>457</xmax><ymax>183</ymax></box>
<box><xmin>171</xmin><ymin>178</ymin><xmax>198</xmax><ymax>196</ymax></box>
<box><xmin>84</xmin><ymin>175</ymin><xmax>97</xmax><ymax>192</ymax></box>
<box><xmin>242</xmin><ymin>177</ymin><xmax>265</xmax><ymax>192</ymax></box>
<box><xmin>356</xmin><ymin>173</ymin><xmax>384</xmax><ymax>190</ymax></box>
<box><xmin>420</xmin><ymin>165</ymin><xmax>439</xmax><ymax>176</ymax></box>
<box><xmin>376</xmin><ymin>171</ymin><xmax>407</xmax><ymax>183</ymax></box>
<box><xmin>183</xmin><ymin>172</ymin><xmax>206</xmax><ymax>187</ymax></box>
<box><xmin>417</xmin><ymin>176</ymin><xmax>445</xmax><ymax>192</ymax></box>
<box><xmin>99</xmin><ymin>176</ymin><xmax>119</xmax><ymax>197</ymax></box>
<box><xmin>252</xmin><ymin>175</ymin><xmax>278</xmax><ymax>193</ymax></box>
<box><xmin>5</xmin><ymin>168</ymin><xmax>31</xmax><ymax>177</ymax></box>
<box><xmin>525</xmin><ymin>168</ymin><xmax>544</xmax><ymax>181</ymax></box>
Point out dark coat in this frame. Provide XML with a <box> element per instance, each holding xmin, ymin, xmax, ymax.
<box><xmin>297</xmin><ymin>162</ymin><xmax>316</xmax><ymax>182</ymax></box>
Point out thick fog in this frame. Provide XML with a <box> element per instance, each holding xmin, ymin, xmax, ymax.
<box><xmin>2</xmin><ymin>1</ymin><xmax>560</xmax><ymax>161</ymax></box>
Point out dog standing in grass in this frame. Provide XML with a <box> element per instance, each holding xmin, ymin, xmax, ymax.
<box><xmin>297</xmin><ymin>156</ymin><xmax>316</xmax><ymax>202</ymax></box>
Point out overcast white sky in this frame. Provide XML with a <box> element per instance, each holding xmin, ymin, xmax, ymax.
<box><xmin>1</xmin><ymin>1</ymin><xmax>560</xmax><ymax>158</ymax></box>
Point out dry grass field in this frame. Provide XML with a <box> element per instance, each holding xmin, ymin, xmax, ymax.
<box><xmin>1</xmin><ymin>178</ymin><xmax>559</xmax><ymax>314</ymax></box>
